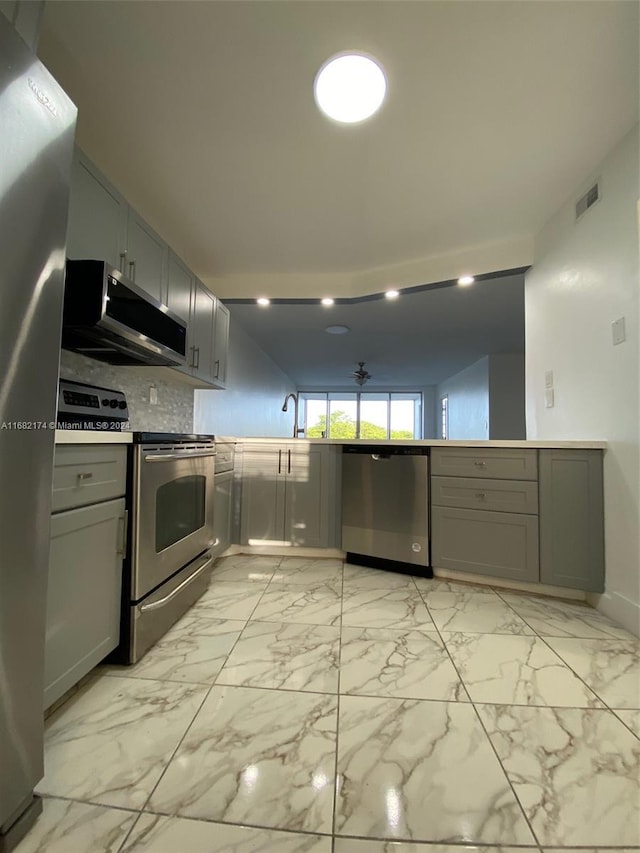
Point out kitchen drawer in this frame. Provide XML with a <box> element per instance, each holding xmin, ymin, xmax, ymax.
<box><xmin>52</xmin><ymin>445</ymin><xmax>127</xmax><ymax>511</ymax></box>
<box><xmin>431</xmin><ymin>447</ymin><xmax>537</xmax><ymax>480</ymax></box>
<box><xmin>431</xmin><ymin>476</ymin><xmax>538</xmax><ymax>515</ymax></box>
<box><xmin>431</xmin><ymin>505</ymin><xmax>539</xmax><ymax>582</ymax></box>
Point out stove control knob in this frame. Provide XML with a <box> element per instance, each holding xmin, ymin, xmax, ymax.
<box><xmin>102</xmin><ymin>398</ymin><xmax>110</xmax><ymax>407</ymax></box>
<box><xmin>109</xmin><ymin>399</ymin><xmax>119</xmax><ymax>409</ymax></box>
<box><xmin>118</xmin><ymin>401</ymin><xmax>127</xmax><ymax>410</ymax></box>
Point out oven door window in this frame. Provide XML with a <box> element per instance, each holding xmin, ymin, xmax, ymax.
<box><xmin>156</xmin><ymin>475</ymin><xmax>206</xmax><ymax>552</ymax></box>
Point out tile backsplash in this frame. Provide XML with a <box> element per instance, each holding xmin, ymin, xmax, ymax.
<box><xmin>59</xmin><ymin>350</ymin><xmax>195</xmax><ymax>432</ymax></box>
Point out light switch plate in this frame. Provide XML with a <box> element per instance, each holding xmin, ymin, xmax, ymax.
<box><xmin>544</xmin><ymin>370</ymin><xmax>554</xmax><ymax>388</ymax></box>
<box><xmin>545</xmin><ymin>388</ymin><xmax>555</xmax><ymax>408</ymax></box>
<box><xmin>612</xmin><ymin>317</ymin><xmax>626</xmax><ymax>345</ymax></box>
<box><xmin>149</xmin><ymin>385</ymin><xmax>158</xmax><ymax>405</ymax></box>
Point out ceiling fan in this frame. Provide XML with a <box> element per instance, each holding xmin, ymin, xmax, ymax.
<box><xmin>351</xmin><ymin>361</ymin><xmax>371</xmax><ymax>386</ymax></box>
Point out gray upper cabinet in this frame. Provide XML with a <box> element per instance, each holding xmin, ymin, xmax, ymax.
<box><xmin>66</xmin><ymin>151</ymin><xmax>128</xmax><ymax>270</ymax></box>
<box><xmin>66</xmin><ymin>148</ymin><xmax>229</xmax><ymax>388</ymax></box>
<box><xmin>212</xmin><ymin>300</ymin><xmax>230</xmax><ymax>387</ymax></box>
<box><xmin>539</xmin><ymin>449</ymin><xmax>604</xmax><ymax>592</ymax></box>
<box><xmin>166</xmin><ymin>251</ymin><xmax>194</xmax><ymax>323</ymax></box>
<box><xmin>66</xmin><ymin>149</ymin><xmax>168</xmax><ymax>303</ymax></box>
<box><xmin>125</xmin><ymin>208</ymin><xmax>167</xmax><ymax>303</ymax></box>
<box><xmin>188</xmin><ymin>280</ymin><xmax>216</xmax><ymax>383</ymax></box>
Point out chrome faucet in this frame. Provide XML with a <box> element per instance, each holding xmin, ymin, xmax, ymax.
<box><xmin>282</xmin><ymin>393</ymin><xmax>304</xmax><ymax>438</ymax></box>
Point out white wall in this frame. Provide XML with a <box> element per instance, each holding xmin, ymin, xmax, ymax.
<box><xmin>437</xmin><ymin>357</ymin><xmax>490</xmax><ymax>439</ymax></box>
<box><xmin>525</xmin><ymin>125</ymin><xmax>639</xmax><ymax>636</ymax></box>
<box><xmin>488</xmin><ymin>353</ymin><xmax>525</xmax><ymax>440</ymax></box>
<box><xmin>195</xmin><ymin>317</ymin><xmax>296</xmax><ymax>437</ymax></box>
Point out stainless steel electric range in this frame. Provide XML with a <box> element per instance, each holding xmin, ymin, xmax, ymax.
<box><xmin>58</xmin><ymin>379</ymin><xmax>216</xmax><ymax>663</ymax></box>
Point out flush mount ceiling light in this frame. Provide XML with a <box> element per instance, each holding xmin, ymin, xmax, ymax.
<box><xmin>325</xmin><ymin>324</ymin><xmax>350</xmax><ymax>334</ymax></box>
<box><xmin>385</xmin><ymin>289</ymin><xmax>400</xmax><ymax>300</ymax></box>
<box><xmin>458</xmin><ymin>276</ymin><xmax>475</xmax><ymax>286</ymax></box>
<box><xmin>321</xmin><ymin>297</ymin><xmax>335</xmax><ymax>306</ymax></box>
<box><xmin>314</xmin><ymin>52</ymin><xmax>387</xmax><ymax>124</ymax></box>
<box><xmin>256</xmin><ymin>297</ymin><xmax>270</xmax><ymax>306</ymax></box>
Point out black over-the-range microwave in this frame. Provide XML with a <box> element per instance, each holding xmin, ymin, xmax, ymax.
<box><xmin>61</xmin><ymin>259</ymin><xmax>187</xmax><ymax>367</ymax></box>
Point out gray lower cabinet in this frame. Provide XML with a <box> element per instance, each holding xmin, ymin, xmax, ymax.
<box><xmin>212</xmin><ymin>471</ymin><xmax>233</xmax><ymax>558</ymax></box>
<box><xmin>45</xmin><ymin>445</ymin><xmax>127</xmax><ymax>709</ymax></box>
<box><xmin>539</xmin><ymin>449</ymin><xmax>604</xmax><ymax>592</ymax></box>
<box><xmin>240</xmin><ymin>443</ymin><xmax>340</xmax><ymax>548</ymax></box>
<box><xmin>430</xmin><ymin>446</ymin><xmax>604</xmax><ymax>591</ymax></box>
<box><xmin>431</xmin><ymin>506</ymin><xmax>539</xmax><ymax>582</ymax></box>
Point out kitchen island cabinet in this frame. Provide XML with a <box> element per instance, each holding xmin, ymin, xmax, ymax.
<box><xmin>239</xmin><ymin>443</ymin><xmax>340</xmax><ymax>548</ymax></box>
<box><xmin>45</xmin><ymin>444</ymin><xmax>127</xmax><ymax>709</ymax></box>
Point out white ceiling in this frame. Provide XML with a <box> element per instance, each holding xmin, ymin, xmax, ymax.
<box><xmin>39</xmin><ymin>1</ymin><xmax>639</xmax><ymax>294</ymax></box>
<box><xmin>38</xmin><ymin>1</ymin><xmax>637</xmax><ymax>387</ymax></box>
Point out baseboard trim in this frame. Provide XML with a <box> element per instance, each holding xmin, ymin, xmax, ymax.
<box><xmin>587</xmin><ymin>589</ymin><xmax>640</xmax><ymax>637</ymax></box>
<box><xmin>432</xmin><ymin>567</ymin><xmax>587</xmax><ymax>601</ymax></box>
<box><xmin>221</xmin><ymin>544</ymin><xmax>345</xmax><ymax>560</ymax></box>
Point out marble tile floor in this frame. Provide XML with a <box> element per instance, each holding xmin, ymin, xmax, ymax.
<box><xmin>21</xmin><ymin>555</ymin><xmax>640</xmax><ymax>853</ymax></box>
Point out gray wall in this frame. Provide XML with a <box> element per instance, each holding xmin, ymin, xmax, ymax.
<box><xmin>195</xmin><ymin>317</ymin><xmax>296</xmax><ymax>437</ymax></box>
<box><xmin>59</xmin><ymin>350</ymin><xmax>195</xmax><ymax>433</ymax></box>
<box><xmin>488</xmin><ymin>353</ymin><xmax>526</xmax><ymax>439</ymax></box>
<box><xmin>437</xmin><ymin>357</ymin><xmax>490</xmax><ymax>439</ymax></box>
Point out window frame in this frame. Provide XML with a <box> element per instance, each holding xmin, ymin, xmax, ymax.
<box><xmin>300</xmin><ymin>391</ymin><xmax>423</xmax><ymax>440</ymax></box>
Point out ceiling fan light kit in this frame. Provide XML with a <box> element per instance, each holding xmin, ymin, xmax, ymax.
<box><xmin>352</xmin><ymin>361</ymin><xmax>371</xmax><ymax>386</ymax></box>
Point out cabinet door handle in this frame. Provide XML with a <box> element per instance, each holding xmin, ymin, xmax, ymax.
<box><xmin>278</xmin><ymin>449</ymin><xmax>282</xmax><ymax>474</ymax></box>
<box><xmin>117</xmin><ymin>509</ymin><xmax>129</xmax><ymax>556</ymax></box>
<box><xmin>214</xmin><ymin>359</ymin><xmax>220</xmax><ymax>379</ymax></box>
<box><xmin>119</xmin><ymin>251</ymin><xmax>127</xmax><ymax>273</ymax></box>
<box><xmin>189</xmin><ymin>346</ymin><xmax>196</xmax><ymax>368</ymax></box>
<box><xmin>77</xmin><ymin>472</ymin><xmax>93</xmax><ymax>481</ymax></box>
<box><xmin>128</xmin><ymin>259</ymin><xmax>136</xmax><ymax>281</ymax></box>
<box><xmin>288</xmin><ymin>448</ymin><xmax>291</xmax><ymax>474</ymax></box>
<box><xmin>194</xmin><ymin>346</ymin><xmax>200</xmax><ymax>369</ymax></box>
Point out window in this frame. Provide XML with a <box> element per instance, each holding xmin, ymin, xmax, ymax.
<box><xmin>440</xmin><ymin>395</ymin><xmax>448</xmax><ymax>440</ymax></box>
<box><xmin>301</xmin><ymin>392</ymin><xmax>422</xmax><ymax>439</ymax></box>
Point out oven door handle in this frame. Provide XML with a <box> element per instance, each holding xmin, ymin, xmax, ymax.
<box><xmin>144</xmin><ymin>451</ymin><xmax>218</xmax><ymax>462</ymax></box>
<box><xmin>139</xmin><ymin>554</ymin><xmax>213</xmax><ymax>613</ymax></box>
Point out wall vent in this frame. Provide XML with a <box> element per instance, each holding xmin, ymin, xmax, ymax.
<box><xmin>575</xmin><ymin>182</ymin><xmax>600</xmax><ymax>220</ymax></box>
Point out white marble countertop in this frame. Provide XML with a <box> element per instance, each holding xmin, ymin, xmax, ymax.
<box><xmin>234</xmin><ymin>437</ymin><xmax>607</xmax><ymax>449</ymax></box>
<box><xmin>55</xmin><ymin>429</ymin><xmax>133</xmax><ymax>445</ymax></box>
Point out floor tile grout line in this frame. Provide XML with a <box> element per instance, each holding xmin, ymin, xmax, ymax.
<box><xmin>535</xmin><ymin>633</ymin><xmax>634</xmax><ymax>714</ymax></box>
<box><xmin>130</xmin><ymin>555</ymin><xmax>282</xmax><ymax>828</ymax></box>
<box><xmin>331</xmin><ymin>559</ymin><xmax>346</xmax><ymax>843</ymax></box>
<box><xmin>416</xmin><ymin>583</ymin><xmax>541</xmax><ymax>846</ymax></box>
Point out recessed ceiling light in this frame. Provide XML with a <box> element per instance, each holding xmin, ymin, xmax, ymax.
<box><xmin>325</xmin><ymin>325</ymin><xmax>350</xmax><ymax>335</ymax></box>
<box><xmin>385</xmin><ymin>290</ymin><xmax>399</xmax><ymax>300</ymax></box>
<box><xmin>458</xmin><ymin>276</ymin><xmax>475</xmax><ymax>286</ymax></box>
<box><xmin>321</xmin><ymin>298</ymin><xmax>335</xmax><ymax>306</ymax></box>
<box><xmin>256</xmin><ymin>297</ymin><xmax>270</xmax><ymax>306</ymax></box>
<box><xmin>314</xmin><ymin>52</ymin><xmax>387</xmax><ymax>124</ymax></box>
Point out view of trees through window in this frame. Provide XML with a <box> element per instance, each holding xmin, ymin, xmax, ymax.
<box><xmin>302</xmin><ymin>393</ymin><xmax>421</xmax><ymax>440</ymax></box>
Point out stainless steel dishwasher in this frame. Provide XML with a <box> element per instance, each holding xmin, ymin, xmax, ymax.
<box><xmin>341</xmin><ymin>445</ymin><xmax>432</xmax><ymax>576</ymax></box>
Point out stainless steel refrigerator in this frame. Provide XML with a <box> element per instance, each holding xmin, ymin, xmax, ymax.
<box><xmin>0</xmin><ymin>15</ymin><xmax>76</xmax><ymax>851</ymax></box>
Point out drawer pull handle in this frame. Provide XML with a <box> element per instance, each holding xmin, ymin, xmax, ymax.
<box><xmin>476</xmin><ymin>492</ymin><xmax>487</xmax><ymax>500</ymax></box>
<box><xmin>77</xmin><ymin>472</ymin><xmax>93</xmax><ymax>481</ymax></box>
<box><xmin>473</xmin><ymin>461</ymin><xmax>486</xmax><ymax>467</ymax></box>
